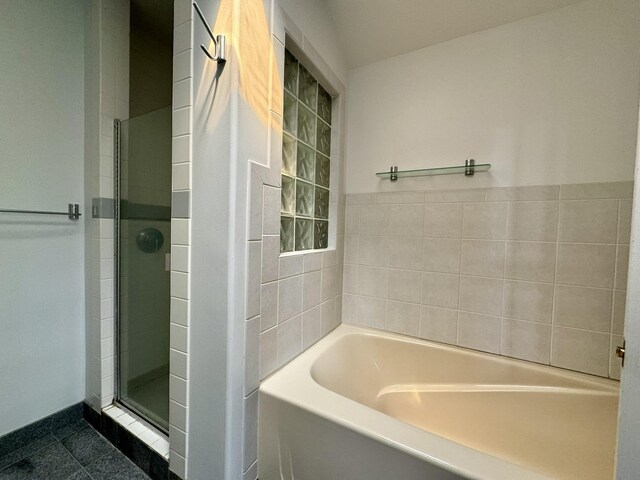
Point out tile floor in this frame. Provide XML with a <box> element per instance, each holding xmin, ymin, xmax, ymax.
<box><xmin>0</xmin><ymin>421</ymin><xmax>149</xmax><ymax>480</ymax></box>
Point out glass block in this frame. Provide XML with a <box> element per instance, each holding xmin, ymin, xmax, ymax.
<box><xmin>283</xmin><ymin>92</ymin><xmax>297</xmax><ymax>135</ymax></box>
<box><xmin>280</xmin><ymin>216</ymin><xmax>294</xmax><ymax>253</ymax></box>
<box><xmin>281</xmin><ymin>175</ymin><xmax>295</xmax><ymax>215</ymax></box>
<box><xmin>297</xmin><ymin>103</ymin><xmax>316</xmax><ymax>147</ymax></box>
<box><xmin>316</xmin><ymin>119</ymin><xmax>331</xmax><ymax>156</ymax></box>
<box><xmin>315</xmin><ymin>186</ymin><xmax>329</xmax><ymax>219</ymax></box>
<box><xmin>296</xmin><ymin>143</ymin><xmax>315</xmax><ymax>182</ymax></box>
<box><xmin>295</xmin><ymin>180</ymin><xmax>314</xmax><ymax>217</ymax></box>
<box><xmin>314</xmin><ymin>220</ymin><xmax>328</xmax><ymax>249</ymax></box>
<box><xmin>284</xmin><ymin>49</ymin><xmax>298</xmax><ymax>94</ymax></box>
<box><xmin>282</xmin><ymin>133</ymin><xmax>296</xmax><ymax>175</ymax></box>
<box><xmin>315</xmin><ymin>153</ymin><xmax>330</xmax><ymax>188</ymax></box>
<box><xmin>295</xmin><ymin>218</ymin><xmax>313</xmax><ymax>251</ymax></box>
<box><xmin>317</xmin><ymin>85</ymin><xmax>332</xmax><ymax>125</ymax></box>
<box><xmin>298</xmin><ymin>65</ymin><xmax>317</xmax><ymax>112</ymax></box>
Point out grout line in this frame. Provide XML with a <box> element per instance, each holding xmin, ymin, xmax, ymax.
<box><xmin>549</xmin><ymin>197</ymin><xmax>562</xmax><ymax>367</ymax></box>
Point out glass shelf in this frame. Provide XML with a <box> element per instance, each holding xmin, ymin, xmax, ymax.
<box><xmin>376</xmin><ymin>163</ymin><xmax>491</xmax><ymax>179</ymax></box>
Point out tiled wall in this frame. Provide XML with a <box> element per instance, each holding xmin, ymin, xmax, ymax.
<box><xmin>343</xmin><ymin>182</ymin><xmax>633</xmax><ymax>379</ymax></box>
<box><xmin>241</xmin><ymin>3</ymin><xmax>347</xmax><ymax>478</ymax></box>
<box><xmin>168</xmin><ymin>0</ymin><xmax>193</xmax><ymax>477</ymax></box>
<box><xmin>85</xmin><ymin>0</ymin><xmax>129</xmax><ymax>411</ymax></box>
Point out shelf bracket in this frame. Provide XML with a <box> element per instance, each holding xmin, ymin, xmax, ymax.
<box><xmin>390</xmin><ymin>166</ymin><xmax>398</xmax><ymax>182</ymax></box>
<box><xmin>465</xmin><ymin>159</ymin><xmax>475</xmax><ymax>176</ymax></box>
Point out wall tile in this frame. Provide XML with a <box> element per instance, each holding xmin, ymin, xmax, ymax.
<box><xmin>263</xmin><ymin>186</ymin><xmax>281</xmax><ymax>236</ymax></box>
<box><xmin>277</xmin><ymin>315</ymin><xmax>302</xmax><ymax>366</ymax></box>
<box><xmin>485</xmin><ymin>185</ymin><xmax>559</xmax><ymax>202</ymax></box>
<box><xmin>357</xmin><ymin>266</ymin><xmax>387</xmax><ymax>298</ymax></box>
<box><xmin>419</xmin><ymin>306</ymin><xmax>458</xmax><ymax>344</ymax></box>
<box><xmin>423</xmin><ymin>203</ymin><xmax>462</xmax><ymax>238</ymax></box>
<box><xmin>359</xmin><ymin>205</ymin><xmax>389</xmax><ymax>235</ymax></box>
<box><xmin>278</xmin><ymin>275</ymin><xmax>303</xmax><ymax>322</ymax></box>
<box><xmin>387</xmin><ymin>269</ymin><xmax>421</xmax><ymax>303</ymax></box>
<box><xmin>260</xmin><ymin>282</ymin><xmax>278</xmax><ymax>331</ymax></box>
<box><xmin>501</xmin><ymin>319</ymin><xmax>551</xmax><ymax>364</ymax></box>
<box><xmin>376</xmin><ymin>191</ymin><xmax>425</xmax><ymax>204</ymax></box>
<box><xmin>553</xmin><ymin>285</ymin><xmax>612</xmax><ymax>332</ymax></box>
<box><xmin>358</xmin><ymin>236</ymin><xmax>389</xmax><ymax>267</ymax></box>
<box><xmin>261</xmin><ymin>236</ymin><xmax>280</xmax><ymax>283</ymax></box>
<box><xmin>422</xmin><ymin>238</ymin><xmax>461</xmax><ymax>273</ymax></box>
<box><xmin>462</xmin><ymin>203</ymin><xmax>507</xmax><ymax>239</ymax></box>
<box><xmin>321</xmin><ymin>298</ymin><xmax>339</xmax><ymax>334</ymax></box>
<box><xmin>457</xmin><ymin>312</ymin><xmax>501</xmax><ymax>354</ymax></box>
<box><xmin>344</xmin><ymin>205</ymin><xmax>360</xmax><ymax>234</ymax></box>
<box><xmin>502</xmin><ymin>280</ymin><xmax>553</xmax><ymax>323</ymax></box>
<box><xmin>302</xmin><ymin>305</ymin><xmax>322</xmax><ymax>348</ymax></box>
<box><xmin>387</xmin><ymin>301</ymin><xmax>420</xmax><ymax>336</ymax></box>
<box><xmin>344</xmin><ymin>235</ymin><xmax>358</xmax><ymax>264</ymax></box>
<box><xmin>303</xmin><ymin>252</ymin><xmax>323</xmax><ymax>272</ymax></box>
<box><xmin>424</xmin><ymin>189</ymin><xmax>485</xmax><ymax>203</ymax></box>
<box><xmin>559</xmin><ymin>181</ymin><xmax>633</xmax><ymax>200</ymax></box>
<box><xmin>388</xmin><ymin>236</ymin><xmax>423</xmax><ymax>270</ymax></box>
<box><xmin>618</xmin><ymin>199</ymin><xmax>632</xmax><ymax>244</ymax></box>
<box><xmin>321</xmin><ymin>266</ymin><xmax>338</xmax><ymax>301</ymax></box>
<box><xmin>551</xmin><ymin>327</ymin><xmax>609</xmax><ymax>377</ymax></box>
<box><xmin>612</xmin><ymin>290</ymin><xmax>626</xmax><ymax>335</ymax></box>
<box><xmin>302</xmin><ymin>270</ymin><xmax>322</xmax><ymax>310</ymax></box>
<box><xmin>259</xmin><ymin>327</ymin><xmax>277</xmax><ymax>379</ymax></box>
<box><xmin>343</xmin><ymin>264</ymin><xmax>358</xmax><ymax>294</ymax></box>
<box><xmin>507</xmin><ymin>202</ymin><xmax>558</xmax><ymax>242</ymax></box>
<box><xmin>558</xmin><ymin>199</ymin><xmax>618</xmax><ymax>243</ymax></box>
<box><xmin>355</xmin><ymin>296</ymin><xmax>386</xmax><ymax>329</ymax></box>
<box><xmin>556</xmin><ymin>243</ymin><xmax>615</xmax><ymax>288</ymax></box>
<box><xmin>246</xmin><ymin>242</ymin><xmax>261</xmax><ymax>319</ymax></box>
<box><xmin>616</xmin><ymin>245</ymin><xmax>629</xmax><ymax>289</ymax></box>
<box><xmin>388</xmin><ymin>204</ymin><xmax>424</xmax><ymax>236</ymax></box>
<box><xmin>279</xmin><ymin>254</ymin><xmax>303</xmax><ymax>278</ymax></box>
<box><xmin>460</xmin><ymin>240</ymin><xmax>505</xmax><ymax>278</ymax></box>
<box><xmin>421</xmin><ymin>272</ymin><xmax>459</xmax><ymax>309</ymax></box>
<box><xmin>459</xmin><ymin>276</ymin><xmax>503</xmax><ymax>316</ymax></box>
<box><xmin>505</xmin><ymin>241</ymin><xmax>556</xmax><ymax>283</ymax></box>
<box><xmin>342</xmin><ymin>294</ymin><xmax>357</xmax><ymax>324</ymax></box>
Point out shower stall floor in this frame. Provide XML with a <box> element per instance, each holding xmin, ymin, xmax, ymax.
<box><xmin>125</xmin><ymin>373</ymin><xmax>170</xmax><ymax>431</ymax></box>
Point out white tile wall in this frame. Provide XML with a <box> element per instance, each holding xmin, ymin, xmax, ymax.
<box><xmin>168</xmin><ymin>1</ymin><xmax>192</xmax><ymax>478</ymax></box>
<box><xmin>241</xmin><ymin>3</ymin><xmax>348</xmax><ymax>478</ymax></box>
<box><xmin>85</xmin><ymin>0</ymin><xmax>129</xmax><ymax>412</ymax></box>
<box><xmin>343</xmin><ymin>182</ymin><xmax>633</xmax><ymax>379</ymax></box>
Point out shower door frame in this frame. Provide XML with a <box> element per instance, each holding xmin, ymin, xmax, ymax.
<box><xmin>112</xmin><ymin>117</ymin><xmax>169</xmax><ymax>435</ymax></box>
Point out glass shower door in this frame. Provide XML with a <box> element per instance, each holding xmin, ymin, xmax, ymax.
<box><xmin>116</xmin><ymin>106</ymin><xmax>172</xmax><ymax>432</ymax></box>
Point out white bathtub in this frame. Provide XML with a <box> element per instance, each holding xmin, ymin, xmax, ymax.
<box><xmin>259</xmin><ymin>325</ymin><xmax>619</xmax><ymax>480</ymax></box>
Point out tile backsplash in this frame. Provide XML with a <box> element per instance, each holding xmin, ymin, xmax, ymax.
<box><xmin>343</xmin><ymin>182</ymin><xmax>633</xmax><ymax>379</ymax></box>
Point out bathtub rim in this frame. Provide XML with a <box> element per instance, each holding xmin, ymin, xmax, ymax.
<box><xmin>259</xmin><ymin>324</ymin><xmax>619</xmax><ymax>480</ymax></box>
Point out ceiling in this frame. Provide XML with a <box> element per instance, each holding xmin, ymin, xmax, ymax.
<box><xmin>325</xmin><ymin>0</ymin><xmax>586</xmax><ymax>68</ymax></box>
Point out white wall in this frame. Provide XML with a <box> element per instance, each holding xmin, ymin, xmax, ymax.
<box><xmin>0</xmin><ymin>0</ymin><xmax>86</xmax><ymax>435</ymax></box>
<box><xmin>346</xmin><ymin>0</ymin><xmax>640</xmax><ymax>194</ymax></box>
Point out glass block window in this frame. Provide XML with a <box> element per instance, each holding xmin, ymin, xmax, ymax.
<box><xmin>281</xmin><ymin>48</ymin><xmax>332</xmax><ymax>253</ymax></box>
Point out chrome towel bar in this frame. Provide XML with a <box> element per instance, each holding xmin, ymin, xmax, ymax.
<box><xmin>0</xmin><ymin>203</ymin><xmax>81</xmax><ymax>220</ymax></box>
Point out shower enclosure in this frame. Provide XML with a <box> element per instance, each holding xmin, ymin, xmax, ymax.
<box><xmin>114</xmin><ymin>106</ymin><xmax>172</xmax><ymax>432</ymax></box>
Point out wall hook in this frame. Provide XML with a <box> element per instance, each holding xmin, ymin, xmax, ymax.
<box><xmin>193</xmin><ymin>2</ymin><xmax>226</xmax><ymax>63</ymax></box>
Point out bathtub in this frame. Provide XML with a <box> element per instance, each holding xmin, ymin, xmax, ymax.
<box><xmin>258</xmin><ymin>325</ymin><xmax>619</xmax><ymax>480</ymax></box>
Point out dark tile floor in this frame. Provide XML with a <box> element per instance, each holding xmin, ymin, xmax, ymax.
<box><xmin>0</xmin><ymin>421</ymin><xmax>149</xmax><ymax>480</ymax></box>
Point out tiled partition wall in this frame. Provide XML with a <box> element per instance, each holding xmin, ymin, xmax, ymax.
<box><xmin>85</xmin><ymin>0</ymin><xmax>129</xmax><ymax>411</ymax></box>
<box><xmin>242</xmin><ymin>4</ymin><xmax>346</xmax><ymax>479</ymax></box>
<box><xmin>343</xmin><ymin>182</ymin><xmax>633</xmax><ymax>379</ymax></box>
<box><xmin>168</xmin><ymin>0</ymin><xmax>193</xmax><ymax>477</ymax></box>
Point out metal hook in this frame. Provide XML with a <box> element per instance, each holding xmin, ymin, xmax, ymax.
<box><xmin>193</xmin><ymin>2</ymin><xmax>226</xmax><ymax>63</ymax></box>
